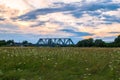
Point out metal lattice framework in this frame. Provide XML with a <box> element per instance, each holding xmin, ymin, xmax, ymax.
<box><xmin>36</xmin><ymin>38</ymin><xmax>74</xmax><ymax>46</ymax></box>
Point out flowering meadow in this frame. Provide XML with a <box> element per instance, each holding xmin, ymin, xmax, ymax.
<box><xmin>0</xmin><ymin>47</ymin><xmax>120</xmax><ymax>80</ymax></box>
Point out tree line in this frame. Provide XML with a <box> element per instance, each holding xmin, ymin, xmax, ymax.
<box><xmin>0</xmin><ymin>40</ymin><xmax>32</xmax><ymax>47</ymax></box>
<box><xmin>0</xmin><ymin>35</ymin><xmax>120</xmax><ymax>47</ymax></box>
<box><xmin>76</xmin><ymin>35</ymin><xmax>120</xmax><ymax>47</ymax></box>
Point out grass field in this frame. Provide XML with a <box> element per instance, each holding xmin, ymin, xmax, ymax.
<box><xmin>0</xmin><ymin>47</ymin><xmax>120</xmax><ymax>80</ymax></box>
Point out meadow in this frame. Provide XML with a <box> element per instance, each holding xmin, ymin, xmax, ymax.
<box><xmin>0</xmin><ymin>47</ymin><xmax>120</xmax><ymax>80</ymax></box>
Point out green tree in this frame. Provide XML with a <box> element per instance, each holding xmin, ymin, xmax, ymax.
<box><xmin>114</xmin><ymin>35</ymin><xmax>120</xmax><ymax>47</ymax></box>
<box><xmin>22</xmin><ymin>40</ymin><xmax>29</xmax><ymax>46</ymax></box>
<box><xmin>77</xmin><ymin>38</ymin><xmax>94</xmax><ymax>47</ymax></box>
<box><xmin>114</xmin><ymin>35</ymin><xmax>120</xmax><ymax>43</ymax></box>
<box><xmin>6</xmin><ymin>40</ymin><xmax>14</xmax><ymax>46</ymax></box>
<box><xmin>0</xmin><ymin>40</ymin><xmax>7</xmax><ymax>46</ymax></box>
<box><xmin>94</xmin><ymin>39</ymin><xmax>105</xmax><ymax>47</ymax></box>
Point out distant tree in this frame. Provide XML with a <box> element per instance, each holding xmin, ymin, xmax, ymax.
<box><xmin>114</xmin><ymin>35</ymin><xmax>120</xmax><ymax>43</ymax></box>
<box><xmin>77</xmin><ymin>38</ymin><xmax>94</xmax><ymax>47</ymax></box>
<box><xmin>113</xmin><ymin>35</ymin><xmax>120</xmax><ymax>47</ymax></box>
<box><xmin>22</xmin><ymin>40</ymin><xmax>29</xmax><ymax>46</ymax></box>
<box><xmin>94</xmin><ymin>39</ymin><xmax>106</xmax><ymax>47</ymax></box>
<box><xmin>6</xmin><ymin>40</ymin><xmax>14</xmax><ymax>46</ymax></box>
<box><xmin>22</xmin><ymin>40</ymin><xmax>33</xmax><ymax>46</ymax></box>
<box><xmin>105</xmin><ymin>42</ymin><xmax>112</xmax><ymax>47</ymax></box>
<box><xmin>0</xmin><ymin>40</ymin><xmax>7</xmax><ymax>46</ymax></box>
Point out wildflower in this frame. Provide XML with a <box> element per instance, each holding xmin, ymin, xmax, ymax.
<box><xmin>48</xmin><ymin>58</ymin><xmax>50</xmax><ymax>61</ymax></box>
<box><xmin>85</xmin><ymin>68</ymin><xmax>89</xmax><ymax>71</ymax></box>
<box><xmin>88</xmin><ymin>73</ymin><xmax>91</xmax><ymax>76</ymax></box>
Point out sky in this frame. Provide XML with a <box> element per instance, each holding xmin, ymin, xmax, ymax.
<box><xmin>0</xmin><ymin>0</ymin><xmax>120</xmax><ymax>43</ymax></box>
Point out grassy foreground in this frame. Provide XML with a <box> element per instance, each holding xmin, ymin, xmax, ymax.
<box><xmin>0</xmin><ymin>47</ymin><xmax>120</xmax><ymax>80</ymax></box>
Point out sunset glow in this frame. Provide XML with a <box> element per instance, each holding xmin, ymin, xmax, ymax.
<box><xmin>0</xmin><ymin>0</ymin><xmax>120</xmax><ymax>42</ymax></box>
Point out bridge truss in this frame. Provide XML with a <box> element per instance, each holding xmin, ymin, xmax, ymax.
<box><xmin>36</xmin><ymin>38</ymin><xmax>74</xmax><ymax>47</ymax></box>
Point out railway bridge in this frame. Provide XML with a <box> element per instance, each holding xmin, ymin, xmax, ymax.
<box><xmin>36</xmin><ymin>38</ymin><xmax>74</xmax><ymax>47</ymax></box>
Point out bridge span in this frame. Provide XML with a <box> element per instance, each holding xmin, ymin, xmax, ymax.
<box><xmin>36</xmin><ymin>38</ymin><xmax>74</xmax><ymax>47</ymax></box>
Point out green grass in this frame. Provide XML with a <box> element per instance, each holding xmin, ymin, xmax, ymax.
<box><xmin>0</xmin><ymin>47</ymin><xmax>120</xmax><ymax>80</ymax></box>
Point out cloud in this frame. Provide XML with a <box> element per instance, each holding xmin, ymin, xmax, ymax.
<box><xmin>17</xmin><ymin>3</ymin><xmax>77</xmax><ymax>21</ymax></box>
<box><xmin>0</xmin><ymin>0</ymin><xmax>32</xmax><ymax>11</ymax></box>
<box><xmin>60</xmin><ymin>29</ymin><xmax>93</xmax><ymax>37</ymax></box>
<box><xmin>0</xmin><ymin>4</ymin><xmax>22</xmax><ymax>21</ymax></box>
<box><xmin>112</xmin><ymin>0</ymin><xmax>120</xmax><ymax>3</ymax></box>
<box><xmin>51</xmin><ymin>0</ymin><xmax>82</xmax><ymax>3</ymax></box>
<box><xmin>0</xmin><ymin>18</ymin><xmax>5</xmax><ymax>21</ymax></box>
<box><xmin>0</xmin><ymin>0</ymin><xmax>120</xmax><ymax>42</ymax></box>
<box><xmin>17</xmin><ymin>1</ymin><xmax>120</xmax><ymax>23</ymax></box>
<box><xmin>0</xmin><ymin>24</ymin><xmax>18</xmax><ymax>29</ymax></box>
<box><xmin>80</xmin><ymin>23</ymin><xmax>120</xmax><ymax>39</ymax></box>
<box><xmin>24</xmin><ymin>0</ymin><xmax>52</xmax><ymax>9</ymax></box>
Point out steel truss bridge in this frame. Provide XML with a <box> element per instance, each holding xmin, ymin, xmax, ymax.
<box><xmin>36</xmin><ymin>38</ymin><xmax>74</xmax><ymax>47</ymax></box>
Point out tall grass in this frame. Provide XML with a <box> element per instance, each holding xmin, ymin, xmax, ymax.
<box><xmin>0</xmin><ymin>47</ymin><xmax>120</xmax><ymax>80</ymax></box>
